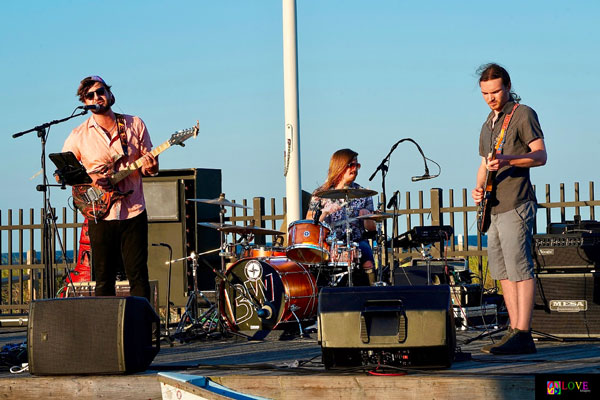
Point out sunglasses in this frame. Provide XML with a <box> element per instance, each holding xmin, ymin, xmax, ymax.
<box><xmin>85</xmin><ymin>87</ymin><xmax>106</xmax><ymax>100</ymax></box>
<box><xmin>347</xmin><ymin>161</ymin><xmax>361</xmax><ymax>169</ymax></box>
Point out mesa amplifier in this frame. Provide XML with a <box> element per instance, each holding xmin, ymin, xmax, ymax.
<box><xmin>532</xmin><ymin>272</ymin><xmax>600</xmax><ymax>338</ymax></box>
<box><xmin>318</xmin><ymin>285</ymin><xmax>455</xmax><ymax>369</ymax></box>
<box><xmin>533</xmin><ymin>233</ymin><xmax>600</xmax><ymax>271</ymax></box>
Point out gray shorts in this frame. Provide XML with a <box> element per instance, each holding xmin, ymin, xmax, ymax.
<box><xmin>487</xmin><ymin>201</ymin><xmax>536</xmax><ymax>282</ymax></box>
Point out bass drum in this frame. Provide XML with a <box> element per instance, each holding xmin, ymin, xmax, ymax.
<box><xmin>219</xmin><ymin>257</ymin><xmax>318</xmax><ymax>331</ymax></box>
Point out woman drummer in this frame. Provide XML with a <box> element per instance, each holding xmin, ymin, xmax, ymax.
<box><xmin>306</xmin><ymin>148</ymin><xmax>376</xmax><ymax>285</ymax></box>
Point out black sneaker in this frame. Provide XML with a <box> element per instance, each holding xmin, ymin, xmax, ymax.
<box><xmin>481</xmin><ymin>327</ymin><xmax>514</xmax><ymax>354</ymax></box>
<box><xmin>490</xmin><ymin>329</ymin><xmax>536</xmax><ymax>355</ymax></box>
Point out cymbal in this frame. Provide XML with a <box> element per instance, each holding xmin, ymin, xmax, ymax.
<box><xmin>198</xmin><ymin>222</ymin><xmax>283</xmax><ymax>236</ymax></box>
<box><xmin>315</xmin><ymin>187</ymin><xmax>378</xmax><ymax>200</ymax></box>
<box><xmin>188</xmin><ymin>197</ymin><xmax>252</xmax><ymax>210</ymax></box>
<box><xmin>355</xmin><ymin>212</ymin><xmax>395</xmax><ymax>221</ymax></box>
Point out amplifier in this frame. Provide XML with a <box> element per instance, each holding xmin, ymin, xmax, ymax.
<box><xmin>450</xmin><ymin>284</ymin><xmax>482</xmax><ymax>307</ymax></box>
<box><xmin>62</xmin><ymin>280</ymin><xmax>159</xmax><ymax>312</ymax></box>
<box><xmin>547</xmin><ymin>219</ymin><xmax>600</xmax><ymax>234</ymax></box>
<box><xmin>532</xmin><ymin>272</ymin><xmax>600</xmax><ymax>338</ymax></box>
<box><xmin>318</xmin><ymin>285</ymin><xmax>455</xmax><ymax>369</ymax></box>
<box><xmin>533</xmin><ymin>233</ymin><xmax>600</xmax><ymax>270</ymax></box>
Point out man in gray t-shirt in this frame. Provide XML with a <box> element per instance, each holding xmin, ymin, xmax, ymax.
<box><xmin>471</xmin><ymin>64</ymin><xmax>547</xmax><ymax>355</ymax></box>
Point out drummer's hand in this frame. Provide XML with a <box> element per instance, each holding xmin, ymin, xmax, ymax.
<box><xmin>322</xmin><ymin>203</ymin><xmax>341</xmax><ymax>217</ymax></box>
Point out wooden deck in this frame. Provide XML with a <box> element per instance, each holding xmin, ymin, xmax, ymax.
<box><xmin>1</xmin><ymin>326</ymin><xmax>599</xmax><ymax>399</ymax></box>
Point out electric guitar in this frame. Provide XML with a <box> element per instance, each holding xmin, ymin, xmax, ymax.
<box><xmin>477</xmin><ymin>153</ymin><xmax>496</xmax><ymax>233</ymax></box>
<box><xmin>72</xmin><ymin>122</ymin><xmax>199</xmax><ymax>220</ymax></box>
<box><xmin>476</xmin><ymin>103</ymin><xmax>520</xmax><ymax>233</ymax></box>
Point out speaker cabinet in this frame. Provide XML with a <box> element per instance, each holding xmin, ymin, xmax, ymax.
<box><xmin>532</xmin><ymin>272</ymin><xmax>600</xmax><ymax>338</ymax></box>
<box><xmin>144</xmin><ymin>168</ymin><xmax>222</xmax><ymax>307</ymax></box>
<box><xmin>318</xmin><ymin>285</ymin><xmax>455</xmax><ymax>369</ymax></box>
<box><xmin>28</xmin><ymin>296</ymin><xmax>160</xmax><ymax>375</ymax></box>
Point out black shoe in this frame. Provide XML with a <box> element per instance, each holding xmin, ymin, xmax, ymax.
<box><xmin>481</xmin><ymin>327</ymin><xmax>514</xmax><ymax>354</ymax></box>
<box><xmin>490</xmin><ymin>329</ymin><xmax>536</xmax><ymax>355</ymax></box>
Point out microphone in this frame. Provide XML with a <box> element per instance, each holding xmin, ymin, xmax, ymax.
<box><xmin>411</xmin><ymin>174</ymin><xmax>434</xmax><ymax>182</ymax></box>
<box><xmin>386</xmin><ymin>190</ymin><xmax>400</xmax><ymax>209</ymax></box>
<box><xmin>78</xmin><ymin>104</ymin><xmax>101</xmax><ymax>111</ymax></box>
<box><xmin>256</xmin><ymin>303</ymin><xmax>273</xmax><ymax>319</ymax></box>
<box><xmin>312</xmin><ymin>203</ymin><xmax>323</xmax><ymax>224</ymax></box>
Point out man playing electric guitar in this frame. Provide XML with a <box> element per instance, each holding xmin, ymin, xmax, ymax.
<box><xmin>471</xmin><ymin>64</ymin><xmax>546</xmax><ymax>355</ymax></box>
<box><xmin>62</xmin><ymin>75</ymin><xmax>158</xmax><ymax>301</ymax></box>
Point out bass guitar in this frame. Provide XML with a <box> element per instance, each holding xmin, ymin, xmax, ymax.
<box><xmin>72</xmin><ymin>122</ymin><xmax>199</xmax><ymax>220</ymax></box>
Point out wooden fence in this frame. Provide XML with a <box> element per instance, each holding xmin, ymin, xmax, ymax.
<box><xmin>1</xmin><ymin>181</ymin><xmax>597</xmax><ymax>319</ymax></box>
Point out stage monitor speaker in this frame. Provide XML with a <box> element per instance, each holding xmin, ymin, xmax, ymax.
<box><xmin>318</xmin><ymin>285</ymin><xmax>455</xmax><ymax>369</ymax></box>
<box><xmin>532</xmin><ymin>272</ymin><xmax>600</xmax><ymax>338</ymax></box>
<box><xmin>28</xmin><ymin>296</ymin><xmax>160</xmax><ymax>375</ymax></box>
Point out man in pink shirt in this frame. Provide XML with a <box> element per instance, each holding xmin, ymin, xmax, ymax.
<box><xmin>62</xmin><ymin>76</ymin><xmax>158</xmax><ymax>300</ymax></box>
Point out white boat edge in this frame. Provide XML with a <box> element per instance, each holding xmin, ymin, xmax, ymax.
<box><xmin>158</xmin><ymin>372</ymin><xmax>271</xmax><ymax>400</ymax></box>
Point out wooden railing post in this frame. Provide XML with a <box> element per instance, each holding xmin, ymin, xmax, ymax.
<box><xmin>253</xmin><ymin>197</ymin><xmax>266</xmax><ymax>245</ymax></box>
<box><xmin>430</xmin><ymin>188</ymin><xmax>443</xmax><ymax>258</ymax></box>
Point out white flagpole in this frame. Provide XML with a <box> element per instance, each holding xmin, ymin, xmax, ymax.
<box><xmin>282</xmin><ymin>0</ymin><xmax>302</xmax><ymax>226</ymax></box>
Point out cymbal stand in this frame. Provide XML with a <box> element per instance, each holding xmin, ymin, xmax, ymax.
<box><xmin>386</xmin><ymin>191</ymin><xmax>400</xmax><ymax>285</ymax></box>
<box><xmin>418</xmin><ymin>244</ymin><xmax>434</xmax><ymax>285</ymax></box>
<box><xmin>174</xmin><ymin>254</ymin><xmax>214</xmax><ymax>341</ymax></box>
<box><xmin>374</xmin><ymin>220</ymin><xmax>387</xmax><ymax>286</ymax></box>
<box><xmin>341</xmin><ymin>194</ymin><xmax>354</xmax><ymax>287</ymax></box>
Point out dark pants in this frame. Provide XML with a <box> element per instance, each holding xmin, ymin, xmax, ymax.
<box><xmin>88</xmin><ymin>210</ymin><xmax>151</xmax><ymax>300</ymax></box>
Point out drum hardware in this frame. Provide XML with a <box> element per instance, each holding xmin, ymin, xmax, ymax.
<box><xmin>355</xmin><ymin>212</ymin><xmax>395</xmax><ymax>222</ymax></box>
<box><xmin>288</xmin><ymin>304</ymin><xmax>308</xmax><ymax>338</ymax></box>
<box><xmin>189</xmin><ymin>196</ymin><xmax>253</xmax><ymax>210</ymax></box>
<box><xmin>170</xmin><ymin>253</ymin><xmax>218</xmax><ymax>342</ymax></box>
<box><xmin>314</xmin><ymin>187</ymin><xmax>378</xmax><ymax>200</ymax></box>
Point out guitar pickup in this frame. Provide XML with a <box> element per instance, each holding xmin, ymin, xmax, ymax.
<box><xmin>84</xmin><ymin>187</ymin><xmax>102</xmax><ymax>203</ymax></box>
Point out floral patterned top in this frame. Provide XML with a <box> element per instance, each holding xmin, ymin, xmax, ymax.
<box><xmin>309</xmin><ymin>182</ymin><xmax>374</xmax><ymax>242</ymax></box>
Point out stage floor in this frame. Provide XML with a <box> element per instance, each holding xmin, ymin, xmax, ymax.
<box><xmin>1</xmin><ymin>326</ymin><xmax>599</xmax><ymax>399</ymax></box>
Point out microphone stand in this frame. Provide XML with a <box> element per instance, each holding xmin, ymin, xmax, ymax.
<box><xmin>368</xmin><ymin>138</ymin><xmax>432</xmax><ymax>281</ymax></box>
<box><xmin>12</xmin><ymin>109</ymin><xmax>89</xmax><ymax>299</ymax></box>
<box><xmin>152</xmin><ymin>243</ymin><xmax>174</xmax><ymax>345</ymax></box>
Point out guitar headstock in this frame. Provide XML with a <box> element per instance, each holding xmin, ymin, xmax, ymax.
<box><xmin>169</xmin><ymin>121</ymin><xmax>199</xmax><ymax>147</ymax></box>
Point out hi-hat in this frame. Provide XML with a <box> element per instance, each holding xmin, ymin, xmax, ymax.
<box><xmin>198</xmin><ymin>222</ymin><xmax>283</xmax><ymax>236</ymax></box>
<box><xmin>355</xmin><ymin>212</ymin><xmax>395</xmax><ymax>221</ymax></box>
<box><xmin>189</xmin><ymin>197</ymin><xmax>252</xmax><ymax>210</ymax></box>
<box><xmin>315</xmin><ymin>188</ymin><xmax>378</xmax><ymax>200</ymax></box>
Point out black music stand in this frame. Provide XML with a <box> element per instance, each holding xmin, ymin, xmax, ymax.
<box><xmin>49</xmin><ymin>152</ymin><xmax>92</xmax><ymax>186</ymax></box>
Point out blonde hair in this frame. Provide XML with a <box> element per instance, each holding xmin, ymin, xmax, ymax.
<box><xmin>318</xmin><ymin>148</ymin><xmax>358</xmax><ymax>191</ymax></box>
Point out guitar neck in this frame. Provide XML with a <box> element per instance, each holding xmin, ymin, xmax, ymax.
<box><xmin>110</xmin><ymin>142</ymin><xmax>170</xmax><ymax>185</ymax></box>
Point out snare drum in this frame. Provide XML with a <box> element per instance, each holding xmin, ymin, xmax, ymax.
<box><xmin>243</xmin><ymin>246</ymin><xmax>287</xmax><ymax>259</ymax></box>
<box><xmin>219</xmin><ymin>257</ymin><xmax>318</xmax><ymax>331</ymax></box>
<box><xmin>328</xmin><ymin>243</ymin><xmax>361</xmax><ymax>267</ymax></box>
<box><xmin>286</xmin><ymin>220</ymin><xmax>331</xmax><ymax>264</ymax></box>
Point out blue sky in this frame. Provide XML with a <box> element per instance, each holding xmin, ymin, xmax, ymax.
<box><xmin>1</xmin><ymin>1</ymin><xmax>598</xmax><ymax>231</ymax></box>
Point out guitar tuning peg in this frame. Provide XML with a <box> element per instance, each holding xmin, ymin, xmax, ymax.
<box><xmin>179</xmin><ymin>143</ymin><xmax>185</xmax><ymax>147</ymax></box>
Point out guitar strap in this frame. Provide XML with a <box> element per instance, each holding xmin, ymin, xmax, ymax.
<box><xmin>114</xmin><ymin>113</ymin><xmax>129</xmax><ymax>157</ymax></box>
<box><xmin>493</xmin><ymin>103</ymin><xmax>520</xmax><ymax>155</ymax></box>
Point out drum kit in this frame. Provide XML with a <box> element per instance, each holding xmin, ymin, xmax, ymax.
<box><xmin>169</xmin><ymin>188</ymin><xmax>396</xmax><ymax>340</ymax></box>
